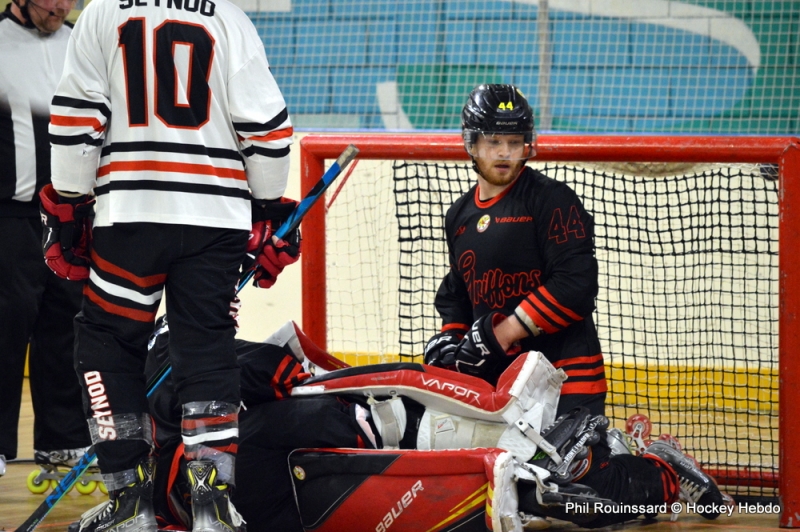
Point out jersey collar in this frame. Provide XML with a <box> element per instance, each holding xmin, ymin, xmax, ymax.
<box><xmin>474</xmin><ymin>167</ymin><xmax>525</xmax><ymax>209</ymax></box>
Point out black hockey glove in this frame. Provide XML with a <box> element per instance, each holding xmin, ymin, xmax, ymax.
<box><xmin>453</xmin><ymin>312</ymin><xmax>508</xmax><ymax>382</ymax></box>
<box><xmin>39</xmin><ymin>184</ymin><xmax>95</xmax><ymax>281</ymax></box>
<box><xmin>245</xmin><ymin>197</ymin><xmax>301</xmax><ymax>288</ymax></box>
<box><xmin>424</xmin><ymin>327</ymin><xmax>467</xmax><ymax>368</ymax></box>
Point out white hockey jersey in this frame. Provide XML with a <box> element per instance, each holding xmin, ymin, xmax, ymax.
<box><xmin>49</xmin><ymin>0</ymin><xmax>292</xmax><ymax>230</ymax></box>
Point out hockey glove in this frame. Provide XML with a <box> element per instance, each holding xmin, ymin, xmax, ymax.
<box><xmin>453</xmin><ymin>312</ymin><xmax>508</xmax><ymax>382</ymax></box>
<box><xmin>424</xmin><ymin>327</ymin><xmax>468</xmax><ymax>368</ymax></box>
<box><xmin>229</xmin><ymin>295</ymin><xmax>242</xmax><ymax>330</ymax></box>
<box><xmin>39</xmin><ymin>184</ymin><xmax>95</xmax><ymax>281</ymax></box>
<box><xmin>245</xmin><ymin>197</ymin><xmax>301</xmax><ymax>289</ymax></box>
<box><xmin>253</xmin><ymin>233</ymin><xmax>301</xmax><ymax>288</ymax></box>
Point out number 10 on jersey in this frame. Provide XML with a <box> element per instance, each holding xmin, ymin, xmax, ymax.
<box><xmin>118</xmin><ymin>18</ymin><xmax>215</xmax><ymax>129</ymax></box>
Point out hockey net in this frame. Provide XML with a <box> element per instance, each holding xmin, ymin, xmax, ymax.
<box><xmin>299</xmin><ymin>134</ymin><xmax>800</xmax><ymax>516</ymax></box>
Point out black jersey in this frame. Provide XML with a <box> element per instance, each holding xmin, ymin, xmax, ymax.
<box><xmin>434</xmin><ymin>166</ymin><xmax>606</xmax><ymax>396</ymax></box>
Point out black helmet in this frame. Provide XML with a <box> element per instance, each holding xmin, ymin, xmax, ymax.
<box><xmin>461</xmin><ymin>84</ymin><xmax>535</xmax><ymax>145</ymax></box>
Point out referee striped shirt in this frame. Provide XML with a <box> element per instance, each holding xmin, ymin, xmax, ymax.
<box><xmin>0</xmin><ymin>7</ymin><xmax>71</xmax><ymax>217</ymax></box>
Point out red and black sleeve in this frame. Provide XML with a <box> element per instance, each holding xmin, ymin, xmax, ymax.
<box><xmin>514</xmin><ymin>181</ymin><xmax>598</xmax><ymax>336</ymax></box>
<box><xmin>433</xmin><ymin>201</ymin><xmax>475</xmax><ymax>332</ymax></box>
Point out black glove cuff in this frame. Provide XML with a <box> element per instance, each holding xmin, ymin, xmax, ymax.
<box><xmin>469</xmin><ymin>312</ymin><xmax>506</xmax><ymax>360</ymax></box>
<box><xmin>59</xmin><ymin>194</ymin><xmax>91</xmax><ymax>206</ymax></box>
<box><xmin>251</xmin><ymin>197</ymin><xmax>296</xmax><ymax>224</ymax></box>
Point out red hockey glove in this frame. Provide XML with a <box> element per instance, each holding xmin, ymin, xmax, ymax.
<box><xmin>229</xmin><ymin>295</ymin><xmax>242</xmax><ymax>330</ymax></box>
<box><xmin>39</xmin><ymin>184</ymin><xmax>95</xmax><ymax>281</ymax></box>
<box><xmin>424</xmin><ymin>327</ymin><xmax>468</xmax><ymax>368</ymax></box>
<box><xmin>252</xmin><ymin>233</ymin><xmax>301</xmax><ymax>288</ymax></box>
<box><xmin>454</xmin><ymin>312</ymin><xmax>509</xmax><ymax>382</ymax></box>
<box><xmin>245</xmin><ymin>197</ymin><xmax>301</xmax><ymax>288</ymax></box>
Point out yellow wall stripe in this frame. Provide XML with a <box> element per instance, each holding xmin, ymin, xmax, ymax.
<box><xmin>333</xmin><ymin>352</ymin><xmax>778</xmax><ymax>414</ymax></box>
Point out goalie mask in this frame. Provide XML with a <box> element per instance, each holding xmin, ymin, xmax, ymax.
<box><xmin>462</xmin><ymin>84</ymin><xmax>537</xmax><ymax>161</ymax></box>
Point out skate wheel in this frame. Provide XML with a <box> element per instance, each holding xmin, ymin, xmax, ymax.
<box><xmin>625</xmin><ymin>414</ymin><xmax>652</xmax><ymax>438</ymax></box>
<box><xmin>49</xmin><ymin>479</ymin><xmax>60</xmax><ymax>492</ymax></box>
<box><xmin>658</xmin><ymin>433</ymin><xmax>683</xmax><ymax>451</ymax></box>
<box><xmin>76</xmin><ymin>479</ymin><xmax>98</xmax><ymax>495</ymax></box>
<box><xmin>26</xmin><ymin>470</ymin><xmax>50</xmax><ymax>494</ymax></box>
<box><xmin>99</xmin><ymin>482</ymin><xmax>108</xmax><ymax>495</ymax></box>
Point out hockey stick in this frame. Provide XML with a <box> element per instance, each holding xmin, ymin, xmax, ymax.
<box><xmin>14</xmin><ymin>359</ymin><xmax>172</xmax><ymax>532</ymax></box>
<box><xmin>15</xmin><ymin>143</ymin><xmax>359</xmax><ymax>532</ymax></box>
<box><xmin>238</xmin><ymin>143</ymin><xmax>359</xmax><ymax>289</ymax></box>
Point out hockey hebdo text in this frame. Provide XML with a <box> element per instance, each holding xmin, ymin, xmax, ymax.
<box><xmin>565</xmin><ymin>501</ymin><xmax>781</xmax><ymax>517</ymax></box>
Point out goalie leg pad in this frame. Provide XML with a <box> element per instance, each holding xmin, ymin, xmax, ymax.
<box><xmin>290</xmin><ymin>448</ymin><xmax>510</xmax><ymax>532</ymax></box>
<box><xmin>417</xmin><ymin>409</ymin><xmax>508</xmax><ymax>451</ymax></box>
<box><xmin>292</xmin><ymin>349</ymin><xmax>565</xmax><ymax>463</ymax></box>
<box><xmin>369</xmin><ymin>396</ymin><xmax>407</xmax><ymax>449</ymax></box>
<box><xmin>417</xmin><ymin>409</ymin><xmax>550</xmax><ymax>465</ymax></box>
<box><xmin>487</xmin><ymin>451</ymin><xmax>521</xmax><ymax>532</ymax></box>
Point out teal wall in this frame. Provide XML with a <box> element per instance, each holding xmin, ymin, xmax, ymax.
<box><xmin>250</xmin><ymin>0</ymin><xmax>799</xmax><ymax>133</ymax></box>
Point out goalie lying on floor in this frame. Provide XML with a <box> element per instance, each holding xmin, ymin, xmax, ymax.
<box><xmin>140</xmin><ymin>319</ymin><xmax>728</xmax><ymax>532</ymax></box>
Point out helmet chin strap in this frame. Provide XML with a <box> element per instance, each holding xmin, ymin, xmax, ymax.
<box><xmin>13</xmin><ymin>0</ymin><xmax>58</xmax><ymax>30</ymax></box>
<box><xmin>464</xmin><ymin>144</ymin><xmax>486</xmax><ymax>180</ymax></box>
<box><xmin>471</xmin><ymin>157</ymin><xmax>489</xmax><ymax>181</ymax></box>
<box><xmin>12</xmin><ymin>0</ymin><xmax>35</xmax><ymax>28</ymax></box>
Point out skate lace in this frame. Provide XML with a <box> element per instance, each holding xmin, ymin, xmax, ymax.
<box><xmin>678</xmin><ymin>477</ymin><xmax>707</xmax><ymax>503</ymax></box>
<box><xmin>79</xmin><ymin>499</ymin><xmax>115</xmax><ymax>527</ymax></box>
<box><xmin>228</xmin><ymin>501</ymin><xmax>246</xmax><ymax>528</ymax></box>
<box><xmin>39</xmin><ymin>448</ymin><xmax>87</xmax><ymax>467</ymax></box>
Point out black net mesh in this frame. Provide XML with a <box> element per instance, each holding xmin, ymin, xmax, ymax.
<box><xmin>392</xmin><ymin>161</ymin><xmax>779</xmax><ymax>498</ymax></box>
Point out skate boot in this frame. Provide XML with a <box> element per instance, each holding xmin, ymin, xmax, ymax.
<box><xmin>606</xmin><ymin>427</ymin><xmax>632</xmax><ymax>456</ymax></box>
<box><xmin>643</xmin><ymin>440</ymin><xmax>727</xmax><ymax>519</ymax></box>
<box><xmin>518</xmin><ymin>480</ymin><xmax>611</xmax><ymax>527</ymax></box>
<box><xmin>186</xmin><ymin>460</ymin><xmax>245</xmax><ymax>532</ymax></box>
<box><xmin>30</xmin><ymin>447</ymin><xmax>105</xmax><ymax>494</ymax></box>
<box><xmin>0</xmin><ymin>454</ymin><xmax>6</xmax><ymax>476</ymax></box>
<box><xmin>70</xmin><ymin>457</ymin><xmax>157</xmax><ymax>532</ymax></box>
<box><xmin>35</xmin><ymin>447</ymin><xmax>88</xmax><ymax>468</ymax></box>
<box><xmin>529</xmin><ymin>407</ymin><xmax>608</xmax><ymax>484</ymax></box>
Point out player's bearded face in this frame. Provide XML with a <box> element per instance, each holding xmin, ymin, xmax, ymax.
<box><xmin>470</xmin><ymin>134</ymin><xmax>530</xmax><ymax>187</ymax></box>
<box><xmin>23</xmin><ymin>0</ymin><xmax>75</xmax><ymax>33</ymax></box>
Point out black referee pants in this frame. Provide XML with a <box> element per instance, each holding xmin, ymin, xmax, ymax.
<box><xmin>0</xmin><ymin>216</ymin><xmax>89</xmax><ymax>459</ymax></box>
<box><xmin>75</xmin><ymin>223</ymin><xmax>247</xmax><ymax>473</ymax></box>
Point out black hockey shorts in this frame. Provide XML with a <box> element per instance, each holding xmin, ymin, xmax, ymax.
<box><xmin>74</xmin><ymin>223</ymin><xmax>247</xmax><ymax>471</ymax></box>
<box><xmin>152</xmin><ymin>396</ymin><xmax>366</xmax><ymax>532</ymax></box>
<box><xmin>573</xmin><ymin>439</ymin><xmax>675</xmax><ymax>528</ymax></box>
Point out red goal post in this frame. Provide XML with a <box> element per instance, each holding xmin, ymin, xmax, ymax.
<box><xmin>299</xmin><ymin>133</ymin><xmax>800</xmax><ymax>524</ymax></box>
